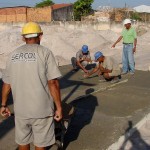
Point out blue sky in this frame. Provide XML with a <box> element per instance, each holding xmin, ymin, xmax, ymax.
<box><xmin>0</xmin><ymin>0</ymin><xmax>149</xmax><ymax>9</ymax></box>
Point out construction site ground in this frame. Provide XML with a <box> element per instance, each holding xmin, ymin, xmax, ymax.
<box><xmin>0</xmin><ymin>65</ymin><xmax>150</xmax><ymax>150</ymax></box>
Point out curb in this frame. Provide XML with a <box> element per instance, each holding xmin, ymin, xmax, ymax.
<box><xmin>107</xmin><ymin>113</ymin><xmax>150</xmax><ymax>150</ymax></box>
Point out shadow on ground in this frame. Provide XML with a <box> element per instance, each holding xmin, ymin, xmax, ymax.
<box><xmin>120</xmin><ymin>121</ymin><xmax>150</xmax><ymax>150</ymax></box>
<box><xmin>63</xmin><ymin>92</ymin><xmax>98</xmax><ymax>149</ymax></box>
<box><xmin>0</xmin><ymin>66</ymin><xmax>96</xmax><ymax>149</ymax></box>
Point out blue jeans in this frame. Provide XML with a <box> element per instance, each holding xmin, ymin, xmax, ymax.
<box><xmin>122</xmin><ymin>44</ymin><xmax>135</xmax><ymax>73</ymax></box>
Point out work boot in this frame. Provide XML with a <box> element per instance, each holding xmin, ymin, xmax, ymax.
<box><xmin>111</xmin><ymin>76</ymin><xmax>121</xmax><ymax>84</ymax></box>
<box><xmin>72</xmin><ymin>67</ymin><xmax>78</xmax><ymax>72</ymax></box>
<box><xmin>118</xmin><ymin>75</ymin><xmax>122</xmax><ymax>79</ymax></box>
<box><xmin>121</xmin><ymin>72</ymin><xmax>127</xmax><ymax>75</ymax></box>
<box><xmin>99</xmin><ymin>75</ymin><xmax>106</xmax><ymax>82</ymax></box>
<box><xmin>130</xmin><ymin>72</ymin><xmax>134</xmax><ymax>75</ymax></box>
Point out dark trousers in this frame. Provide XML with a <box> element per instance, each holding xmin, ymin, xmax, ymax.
<box><xmin>71</xmin><ymin>57</ymin><xmax>77</xmax><ymax>69</ymax></box>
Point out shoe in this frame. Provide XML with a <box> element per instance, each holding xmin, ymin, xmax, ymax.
<box><xmin>99</xmin><ymin>79</ymin><xmax>106</xmax><ymax>82</ymax></box>
<box><xmin>111</xmin><ymin>78</ymin><xmax>120</xmax><ymax>84</ymax></box>
<box><xmin>72</xmin><ymin>68</ymin><xmax>78</xmax><ymax>72</ymax></box>
<box><xmin>121</xmin><ymin>72</ymin><xmax>127</xmax><ymax>75</ymax></box>
<box><xmin>118</xmin><ymin>75</ymin><xmax>122</xmax><ymax>79</ymax></box>
<box><xmin>130</xmin><ymin>72</ymin><xmax>134</xmax><ymax>75</ymax></box>
<box><xmin>99</xmin><ymin>76</ymin><xmax>106</xmax><ymax>82</ymax></box>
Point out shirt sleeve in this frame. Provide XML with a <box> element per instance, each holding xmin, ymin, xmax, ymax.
<box><xmin>2</xmin><ymin>59</ymin><xmax>11</xmax><ymax>84</ymax></box>
<box><xmin>105</xmin><ymin>58</ymin><xmax>113</xmax><ymax>71</ymax></box>
<box><xmin>87</xmin><ymin>51</ymin><xmax>91</xmax><ymax>59</ymax></box>
<box><xmin>133</xmin><ymin>28</ymin><xmax>137</xmax><ymax>39</ymax></box>
<box><xmin>46</xmin><ymin>51</ymin><xmax>62</xmax><ymax>81</ymax></box>
<box><xmin>76</xmin><ymin>51</ymin><xmax>80</xmax><ymax>61</ymax></box>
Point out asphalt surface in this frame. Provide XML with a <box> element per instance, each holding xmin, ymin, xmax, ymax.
<box><xmin>0</xmin><ymin>65</ymin><xmax>150</xmax><ymax>150</ymax></box>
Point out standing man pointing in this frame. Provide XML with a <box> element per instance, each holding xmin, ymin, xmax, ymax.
<box><xmin>0</xmin><ymin>22</ymin><xmax>62</xmax><ymax>150</ymax></box>
<box><xmin>112</xmin><ymin>19</ymin><xmax>137</xmax><ymax>75</ymax></box>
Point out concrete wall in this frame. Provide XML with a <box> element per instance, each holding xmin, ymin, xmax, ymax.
<box><xmin>0</xmin><ymin>20</ymin><xmax>149</xmax><ymax>34</ymax></box>
<box><xmin>52</xmin><ymin>6</ymin><xmax>73</xmax><ymax>21</ymax></box>
<box><xmin>27</xmin><ymin>7</ymin><xmax>52</xmax><ymax>22</ymax></box>
<box><xmin>139</xmin><ymin>13</ymin><xmax>150</xmax><ymax>23</ymax></box>
<box><xmin>0</xmin><ymin>6</ymin><xmax>52</xmax><ymax>23</ymax></box>
<box><xmin>0</xmin><ymin>7</ymin><xmax>27</xmax><ymax>23</ymax></box>
<box><xmin>49</xmin><ymin>21</ymin><xmax>144</xmax><ymax>33</ymax></box>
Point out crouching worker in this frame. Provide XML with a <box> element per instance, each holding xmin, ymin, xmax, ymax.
<box><xmin>71</xmin><ymin>45</ymin><xmax>92</xmax><ymax>73</ymax></box>
<box><xmin>84</xmin><ymin>51</ymin><xmax>121</xmax><ymax>83</ymax></box>
<box><xmin>0</xmin><ymin>22</ymin><xmax>62</xmax><ymax>150</ymax></box>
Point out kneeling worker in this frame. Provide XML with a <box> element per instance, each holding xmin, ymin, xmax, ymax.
<box><xmin>71</xmin><ymin>45</ymin><xmax>92</xmax><ymax>73</ymax></box>
<box><xmin>84</xmin><ymin>51</ymin><xmax>121</xmax><ymax>83</ymax></box>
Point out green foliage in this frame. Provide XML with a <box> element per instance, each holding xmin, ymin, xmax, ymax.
<box><xmin>35</xmin><ymin>0</ymin><xmax>54</xmax><ymax>8</ymax></box>
<box><xmin>73</xmin><ymin>0</ymin><xmax>94</xmax><ymax>21</ymax></box>
<box><xmin>131</xmin><ymin>12</ymin><xmax>142</xmax><ymax>21</ymax></box>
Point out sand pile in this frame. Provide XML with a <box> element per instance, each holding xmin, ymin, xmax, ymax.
<box><xmin>0</xmin><ymin>25</ymin><xmax>109</xmax><ymax>68</ymax></box>
<box><xmin>0</xmin><ymin>24</ymin><xmax>150</xmax><ymax>71</ymax></box>
<box><xmin>0</xmin><ymin>26</ymin><xmax>23</xmax><ymax>69</ymax></box>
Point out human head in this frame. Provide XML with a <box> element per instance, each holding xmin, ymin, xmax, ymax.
<box><xmin>123</xmin><ymin>19</ymin><xmax>131</xmax><ymax>29</ymax></box>
<box><xmin>82</xmin><ymin>45</ymin><xmax>88</xmax><ymax>54</ymax></box>
<box><xmin>22</xmin><ymin>22</ymin><xmax>43</xmax><ymax>44</ymax></box>
<box><xmin>94</xmin><ymin>51</ymin><xmax>104</xmax><ymax>62</ymax></box>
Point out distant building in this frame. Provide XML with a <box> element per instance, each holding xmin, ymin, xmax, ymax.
<box><xmin>96</xmin><ymin>6</ymin><xmax>113</xmax><ymax>12</ymax></box>
<box><xmin>0</xmin><ymin>6</ymin><xmax>30</xmax><ymax>23</ymax></box>
<box><xmin>0</xmin><ymin>4</ymin><xmax>73</xmax><ymax>23</ymax></box>
<box><xmin>134</xmin><ymin>5</ymin><xmax>150</xmax><ymax>13</ymax></box>
<box><xmin>133</xmin><ymin>5</ymin><xmax>150</xmax><ymax>22</ymax></box>
<box><xmin>52</xmin><ymin>4</ymin><xmax>73</xmax><ymax>21</ymax></box>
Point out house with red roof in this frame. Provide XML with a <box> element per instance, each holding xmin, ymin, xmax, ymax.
<box><xmin>51</xmin><ymin>3</ymin><xmax>73</xmax><ymax>21</ymax></box>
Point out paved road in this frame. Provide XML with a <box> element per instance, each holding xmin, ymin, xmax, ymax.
<box><xmin>0</xmin><ymin>65</ymin><xmax>150</xmax><ymax>150</ymax></box>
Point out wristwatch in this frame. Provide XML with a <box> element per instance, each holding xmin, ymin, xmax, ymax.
<box><xmin>1</xmin><ymin>104</ymin><xmax>7</xmax><ymax>108</ymax></box>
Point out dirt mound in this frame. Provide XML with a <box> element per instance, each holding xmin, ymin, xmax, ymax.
<box><xmin>0</xmin><ymin>24</ymin><xmax>150</xmax><ymax>71</ymax></box>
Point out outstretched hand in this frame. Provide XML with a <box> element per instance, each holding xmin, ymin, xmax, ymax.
<box><xmin>83</xmin><ymin>73</ymin><xmax>89</xmax><ymax>78</ymax></box>
<box><xmin>111</xmin><ymin>44</ymin><xmax>116</xmax><ymax>48</ymax></box>
<box><xmin>84</xmin><ymin>69</ymin><xmax>89</xmax><ymax>74</ymax></box>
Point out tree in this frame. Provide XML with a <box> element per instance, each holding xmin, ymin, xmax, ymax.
<box><xmin>73</xmin><ymin>0</ymin><xmax>94</xmax><ymax>21</ymax></box>
<box><xmin>35</xmin><ymin>0</ymin><xmax>54</xmax><ymax>8</ymax></box>
<box><xmin>131</xmin><ymin>12</ymin><xmax>142</xmax><ymax>21</ymax></box>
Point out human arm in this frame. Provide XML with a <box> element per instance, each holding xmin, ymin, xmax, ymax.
<box><xmin>48</xmin><ymin>79</ymin><xmax>62</xmax><ymax>121</ymax></box>
<box><xmin>84</xmin><ymin>66</ymin><xmax>99</xmax><ymax>78</ymax></box>
<box><xmin>77</xmin><ymin>60</ymin><xmax>88</xmax><ymax>73</ymax></box>
<box><xmin>99</xmin><ymin>64</ymin><xmax>112</xmax><ymax>73</ymax></box>
<box><xmin>0</xmin><ymin>83</ymin><xmax>11</xmax><ymax>118</ymax></box>
<box><xmin>133</xmin><ymin>38</ymin><xmax>137</xmax><ymax>53</ymax></box>
<box><xmin>112</xmin><ymin>36</ymin><xmax>123</xmax><ymax>48</ymax></box>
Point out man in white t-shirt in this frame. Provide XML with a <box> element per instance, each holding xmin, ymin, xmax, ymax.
<box><xmin>0</xmin><ymin>22</ymin><xmax>62</xmax><ymax>150</ymax></box>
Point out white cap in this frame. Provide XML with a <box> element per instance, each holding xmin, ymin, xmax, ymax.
<box><xmin>24</xmin><ymin>33</ymin><xmax>38</xmax><ymax>38</ymax></box>
<box><xmin>123</xmin><ymin>19</ymin><xmax>131</xmax><ymax>25</ymax></box>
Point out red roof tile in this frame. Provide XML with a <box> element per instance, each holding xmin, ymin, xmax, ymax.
<box><xmin>52</xmin><ymin>4</ymin><xmax>73</xmax><ymax>10</ymax></box>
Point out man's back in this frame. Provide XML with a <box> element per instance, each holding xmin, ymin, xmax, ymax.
<box><xmin>3</xmin><ymin>44</ymin><xmax>61</xmax><ymax>119</ymax></box>
<box><xmin>102</xmin><ymin>56</ymin><xmax>120</xmax><ymax>71</ymax></box>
